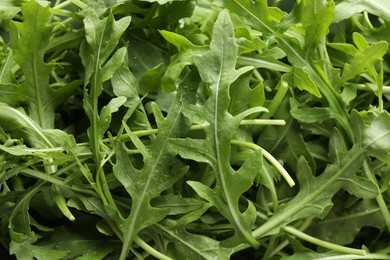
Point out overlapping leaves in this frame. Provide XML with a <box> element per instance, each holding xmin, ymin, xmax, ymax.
<box><xmin>1</xmin><ymin>0</ymin><xmax>390</xmax><ymax>259</ymax></box>
<box><xmin>169</xmin><ymin>11</ymin><xmax>266</xmax><ymax>247</ymax></box>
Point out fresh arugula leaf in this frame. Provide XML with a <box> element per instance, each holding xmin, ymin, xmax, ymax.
<box><xmin>253</xmin><ymin>111</ymin><xmax>389</xmax><ymax>238</ymax></box>
<box><xmin>170</xmin><ymin>11</ymin><xmax>264</xmax><ymax>247</ymax></box>
<box><xmin>334</xmin><ymin>0</ymin><xmax>390</xmax><ymax>23</ymax></box>
<box><xmin>307</xmin><ymin>198</ymin><xmax>388</xmax><ymax>246</ymax></box>
<box><xmin>0</xmin><ymin>0</ymin><xmax>22</xmax><ymax>21</ymax></box>
<box><xmin>159</xmin><ymin>30</ymin><xmax>208</xmax><ymax>92</ymax></box>
<box><xmin>80</xmin><ymin>8</ymin><xmax>130</xmax><ymax>209</ymax></box>
<box><xmin>155</xmin><ymin>219</ymin><xmax>233</xmax><ymax>259</ymax></box>
<box><xmin>9</xmin><ymin>1</ymin><xmax>55</xmax><ymax>128</ymax></box>
<box><xmin>113</xmin><ymin>70</ymin><xmax>197</xmax><ymax>259</ymax></box>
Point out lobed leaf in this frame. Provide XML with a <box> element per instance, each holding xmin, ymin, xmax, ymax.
<box><xmin>9</xmin><ymin>0</ymin><xmax>54</xmax><ymax>128</ymax></box>
<box><xmin>253</xmin><ymin>111</ymin><xmax>390</xmax><ymax>238</ymax></box>
<box><xmin>113</xmin><ymin>70</ymin><xmax>198</xmax><ymax>259</ymax></box>
<box><xmin>171</xmin><ymin>11</ymin><xmax>262</xmax><ymax>247</ymax></box>
<box><xmin>155</xmin><ymin>219</ymin><xmax>233</xmax><ymax>259</ymax></box>
<box><xmin>307</xmin><ymin>198</ymin><xmax>389</xmax><ymax>245</ymax></box>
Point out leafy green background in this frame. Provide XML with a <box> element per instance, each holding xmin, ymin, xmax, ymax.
<box><xmin>1</xmin><ymin>0</ymin><xmax>390</xmax><ymax>259</ymax></box>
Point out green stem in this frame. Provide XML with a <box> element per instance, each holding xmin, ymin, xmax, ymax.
<box><xmin>240</xmin><ymin>119</ymin><xmax>285</xmax><ymax>126</ymax></box>
<box><xmin>316</xmin><ymin>254</ymin><xmax>390</xmax><ymax>260</ymax></box>
<box><xmin>363</xmin><ymin>11</ymin><xmax>375</xmax><ymax>29</ymax></box>
<box><xmin>269</xmin><ymin>217</ymin><xmax>314</xmax><ymax>258</ymax></box>
<box><xmin>283</xmin><ymin>226</ymin><xmax>366</xmax><ymax>256</ymax></box>
<box><xmin>231</xmin><ymin>139</ymin><xmax>295</xmax><ymax>187</ymax></box>
<box><xmin>363</xmin><ymin>161</ymin><xmax>390</xmax><ymax>232</ymax></box>
<box><xmin>104</xmin><ymin>119</ymin><xmax>286</xmax><ymax>142</ymax></box>
<box><xmin>53</xmin><ymin>0</ymin><xmax>88</xmax><ymax>10</ymax></box>
<box><xmin>262</xmin><ymin>79</ymin><xmax>289</xmax><ymax>120</ymax></box>
<box><xmin>377</xmin><ymin>60</ymin><xmax>384</xmax><ymax>113</ymax></box>
<box><xmin>255</xmin><ymin>79</ymin><xmax>289</xmax><ymax>134</ymax></box>
<box><xmin>134</xmin><ymin>237</ymin><xmax>173</xmax><ymax>260</ymax></box>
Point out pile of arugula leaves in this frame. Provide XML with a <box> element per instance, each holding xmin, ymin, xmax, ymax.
<box><xmin>1</xmin><ymin>0</ymin><xmax>390</xmax><ymax>259</ymax></box>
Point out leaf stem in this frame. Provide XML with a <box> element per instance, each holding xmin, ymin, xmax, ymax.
<box><xmin>53</xmin><ymin>0</ymin><xmax>88</xmax><ymax>10</ymax></box>
<box><xmin>134</xmin><ymin>236</ymin><xmax>174</xmax><ymax>260</ymax></box>
<box><xmin>256</xmin><ymin>79</ymin><xmax>289</xmax><ymax>133</ymax></box>
<box><xmin>363</xmin><ymin>160</ymin><xmax>390</xmax><ymax>232</ymax></box>
<box><xmin>240</xmin><ymin>119</ymin><xmax>285</xmax><ymax>126</ymax></box>
<box><xmin>262</xmin><ymin>80</ymin><xmax>289</xmax><ymax>120</ymax></box>
<box><xmin>105</xmin><ymin>119</ymin><xmax>286</xmax><ymax>142</ymax></box>
<box><xmin>230</xmin><ymin>139</ymin><xmax>295</xmax><ymax>187</ymax></box>
<box><xmin>269</xmin><ymin>217</ymin><xmax>314</xmax><ymax>257</ymax></box>
<box><xmin>316</xmin><ymin>254</ymin><xmax>390</xmax><ymax>260</ymax></box>
<box><xmin>283</xmin><ymin>226</ymin><xmax>367</xmax><ymax>256</ymax></box>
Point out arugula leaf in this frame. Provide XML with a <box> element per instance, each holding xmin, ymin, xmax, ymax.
<box><xmin>113</xmin><ymin>70</ymin><xmax>197</xmax><ymax>259</ymax></box>
<box><xmin>307</xmin><ymin>198</ymin><xmax>388</xmax><ymax>246</ymax></box>
<box><xmin>10</xmin><ymin>224</ymin><xmax>119</xmax><ymax>260</ymax></box>
<box><xmin>222</xmin><ymin>0</ymin><xmax>351</xmax><ymax>136</ymax></box>
<box><xmin>337</xmin><ymin>40</ymin><xmax>388</xmax><ymax>86</ymax></box>
<box><xmin>159</xmin><ymin>30</ymin><xmax>208</xmax><ymax>92</ymax></box>
<box><xmin>0</xmin><ymin>0</ymin><xmax>22</xmax><ymax>21</ymax></box>
<box><xmin>253</xmin><ymin>111</ymin><xmax>389</xmax><ymax>238</ymax></box>
<box><xmin>155</xmin><ymin>219</ymin><xmax>233</xmax><ymax>259</ymax></box>
<box><xmin>80</xmin><ymin>8</ymin><xmax>130</xmax><ymax>209</ymax></box>
<box><xmin>334</xmin><ymin>0</ymin><xmax>390</xmax><ymax>23</ymax></box>
<box><xmin>8</xmin><ymin>1</ymin><xmax>54</xmax><ymax>128</ymax></box>
<box><xmin>170</xmin><ymin>11</ymin><xmax>265</xmax><ymax>247</ymax></box>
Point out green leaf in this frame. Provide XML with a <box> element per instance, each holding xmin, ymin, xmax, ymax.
<box><xmin>80</xmin><ymin>8</ymin><xmax>131</xmax><ymax>165</ymax></box>
<box><xmin>99</xmin><ymin>96</ymin><xmax>126</xmax><ymax>136</ymax></box>
<box><xmin>7</xmin><ymin>184</ymin><xmax>43</xmax><ymax>245</ymax></box>
<box><xmin>359</xmin><ymin>111</ymin><xmax>390</xmax><ymax>163</ymax></box>
<box><xmin>338</xmin><ymin>41</ymin><xmax>388</xmax><ymax>86</ymax></box>
<box><xmin>253</xmin><ymin>150</ymin><xmax>364</xmax><ymax>238</ymax></box>
<box><xmin>291</xmin><ymin>107</ymin><xmax>342</xmax><ymax>124</ymax></box>
<box><xmin>252</xmin><ymin>111</ymin><xmax>390</xmax><ymax>238</ymax></box>
<box><xmin>155</xmin><ymin>219</ymin><xmax>233</xmax><ymax>259</ymax></box>
<box><xmin>113</xmin><ymin>70</ymin><xmax>197</xmax><ymax>259</ymax></box>
<box><xmin>170</xmin><ymin>11</ymin><xmax>261</xmax><ymax>247</ymax></box>
<box><xmin>151</xmin><ymin>193</ymin><xmax>205</xmax><ymax>215</ymax></box>
<box><xmin>0</xmin><ymin>0</ymin><xmax>21</xmax><ymax>20</ymax></box>
<box><xmin>139</xmin><ymin>63</ymin><xmax>164</xmax><ymax>94</ymax></box>
<box><xmin>0</xmin><ymin>103</ymin><xmax>53</xmax><ymax>148</ymax></box>
<box><xmin>160</xmin><ymin>30</ymin><xmax>208</xmax><ymax>92</ymax></box>
<box><xmin>80</xmin><ymin>10</ymin><xmax>131</xmax><ymax>88</ymax></box>
<box><xmin>221</xmin><ymin>0</ymin><xmax>282</xmax><ymax>35</ymax></box>
<box><xmin>334</xmin><ymin>0</ymin><xmax>390</xmax><ymax>23</ymax></box>
<box><xmin>229</xmin><ymin>72</ymin><xmax>265</xmax><ymax>116</ymax></box>
<box><xmin>111</xmin><ymin>66</ymin><xmax>139</xmax><ymax>100</ymax></box>
<box><xmin>5</xmin><ymin>1</ymin><xmax>81</xmax><ymax>130</ymax></box>
<box><xmin>10</xmin><ymin>238</ymin><xmax>69</xmax><ymax>260</ymax></box>
<box><xmin>82</xmin><ymin>0</ymin><xmax>117</xmax><ymax>16</ymax></box>
<box><xmin>0</xmin><ymin>50</ymin><xmax>16</xmax><ymax>85</ymax></box>
<box><xmin>9</xmin><ymin>0</ymin><xmax>54</xmax><ymax>128</ymax></box>
<box><xmin>10</xmin><ymin>224</ymin><xmax>119</xmax><ymax>260</ymax></box>
<box><xmin>127</xmin><ymin>32</ymin><xmax>165</xmax><ymax>80</ymax></box>
<box><xmin>293</xmin><ymin>67</ymin><xmax>322</xmax><ymax>98</ymax></box>
<box><xmin>303</xmin><ymin>1</ymin><xmax>335</xmax><ymax>57</ymax></box>
<box><xmin>307</xmin><ymin>198</ymin><xmax>389</xmax><ymax>246</ymax></box>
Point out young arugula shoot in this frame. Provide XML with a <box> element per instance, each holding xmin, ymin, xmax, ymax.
<box><xmin>80</xmin><ymin>9</ymin><xmax>130</xmax><ymax>207</ymax></box>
